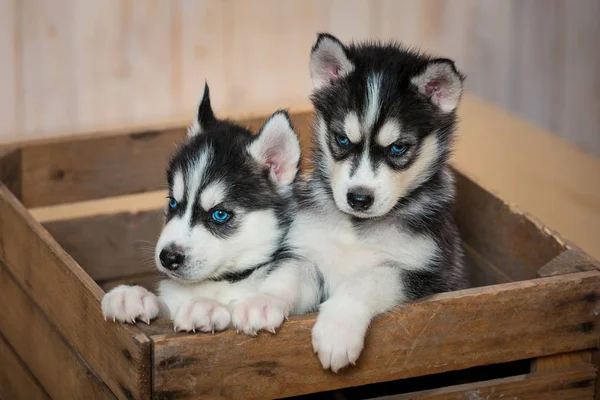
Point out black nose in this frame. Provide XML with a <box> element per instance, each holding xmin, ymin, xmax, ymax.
<box><xmin>159</xmin><ymin>249</ymin><xmax>185</xmax><ymax>270</ymax></box>
<box><xmin>347</xmin><ymin>189</ymin><xmax>374</xmax><ymax>211</ymax></box>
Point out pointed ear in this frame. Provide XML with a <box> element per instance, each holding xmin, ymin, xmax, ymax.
<box><xmin>187</xmin><ymin>82</ymin><xmax>217</xmax><ymax>138</ymax></box>
<box><xmin>310</xmin><ymin>33</ymin><xmax>354</xmax><ymax>90</ymax></box>
<box><xmin>248</xmin><ymin>111</ymin><xmax>301</xmax><ymax>186</ymax></box>
<box><xmin>411</xmin><ymin>59</ymin><xmax>465</xmax><ymax>113</ymax></box>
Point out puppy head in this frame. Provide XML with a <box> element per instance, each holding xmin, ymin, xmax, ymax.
<box><xmin>310</xmin><ymin>33</ymin><xmax>464</xmax><ymax>218</ymax></box>
<box><xmin>155</xmin><ymin>84</ymin><xmax>300</xmax><ymax>282</ymax></box>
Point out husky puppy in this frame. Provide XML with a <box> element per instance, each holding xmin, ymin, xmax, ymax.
<box><xmin>249</xmin><ymin>34</ymin><xmax>469</xmax><ymax>372</ymax></box>
<box><xmin>101</xmin><ymin>84</ymin><xmax>313</xmax><ymax>334</ymax></box>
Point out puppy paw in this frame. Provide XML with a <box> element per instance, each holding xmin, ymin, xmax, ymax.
<box><xmin>230</xmin><ymin>294</ymin><xmax>289</xmax><ymax>336</ymax></box>
<box><xmin>173</xmin><ymin>298</ymin><xmax>231</xmax><ymax>333</ymax></box>
<box><xmin>311</xmin><ymin>302</ymin><xmax>369</xmax><ymax>373</ymax></box>
<box><xmin>101</xmin><ymin>285</ymin><xmax>160</xmax><ymax>324</ymax></box>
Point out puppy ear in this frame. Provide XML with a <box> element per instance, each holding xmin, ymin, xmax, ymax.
<box><xmin>310</xmin><ymin>33</ymin><xmax>354</xmax><ymax>90</ymax></box>
<box><xmin>187</xmin><ymin>82</ymin><xmax>217</xmax><ymax>138</ymax></box>
<box><xmin>411</xmin><ymin>59</ymin><xmax>465</xmax><ymax>113</ymax></box>
<box><xmin>248</xmin><ymin>111</ymin><xmax>301</xmax><ymax>186</ymax></box>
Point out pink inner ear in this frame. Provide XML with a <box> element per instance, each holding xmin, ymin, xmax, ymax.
<box><xmin>265</xmin><ymin>154</ymin><xmax>283</xmax><ymax>179</ymax></box>
<box><xmin>326</xmin><ymin>64</ymin><xmax>341</xmax><ymax>80</ymax></box>
<box><xmin>424</xmin><ymin>79</ymin><xmax>442</xmax><ymax>97</ymax></box>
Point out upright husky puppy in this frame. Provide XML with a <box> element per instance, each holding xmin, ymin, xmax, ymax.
<box><xmin>251</xmin><ymin>34</ymin><xmax>468</xmax><ymax>371</ymax></box>
<box><xmin>102</xmin><ymin>84</ymin><xmax>305</xmax><ymax>333</ymax></box>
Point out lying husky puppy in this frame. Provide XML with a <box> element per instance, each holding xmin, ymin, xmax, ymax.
<box><xmin>247</xmin><ymin>34</ymin><xmax>469</xmax><ymax>371</ymax></box>
<box><xmin>101</xmin><ymin>84</ymin><xmax>318</xmax><ymax>333</ymax></box>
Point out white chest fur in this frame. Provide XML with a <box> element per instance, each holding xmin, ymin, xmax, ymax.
<box><xmin>287</xmin><ymin>209</ymin><xmax>438</xmax><ymax>290</ymax></box>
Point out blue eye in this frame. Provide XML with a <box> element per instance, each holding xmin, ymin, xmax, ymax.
<box><xmin>211</xmin><ymin>210</ymin><xmax>231</xmax><ymax>223</ymax></box>
<box><xmin>336</xmin><ymin>134</ymin><xmax>350</xmax><ymax>146</ymax></box>
<box><xmin>389</xmin><ymin>144</ymin><xmax>408</xmax><ymax>156</ymax></box>
<box><xmin>168</xmin><ymin>198</ymin><xmax>178</xmax><ymax>210</ymax></box>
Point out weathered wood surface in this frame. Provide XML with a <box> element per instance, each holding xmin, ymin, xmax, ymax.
<box><xmin>454</xmin><ymin>171</ymin><xmax>565</xmax><ymax>281</ymax></box>
<box><xmin>0</xmin><ymin>184</ymin><xmax>151</xmax><ymax>399</ymax></box>
<box><xmin>0</xmin><ymin>332</ymin><xmax>50</xmax><ymax>400</ymax></box>
<box><xmin>374</xmin><ymin>364</ymin><xmax>596</xmax><ymax>400</ymax></box>
<box><xmin>0</xmin><ymin>146</ymin><xmax>21</xmax><ymax>199</ymax></box>
<box><xmin>19</xmin><ymin>111</ymin><xmax>313</xmax><ymax>208</ymax></box>
<box><xmin>537</xmin><ymin>249</ymin><xmax>600</xmax><ymax>278</ymax></box>
<box><xmin>0</xmin><ymin>262</ymin><xmax>114</xmax><ymax>399</ymax></box>
<box><xmin>43</xmin><ymin>209</ymin><xmax>164</xmax><ymax>281</ymax></box>
<box><xmin>100</xmin><ymin>271</ymin><xmax>160</xmax><ymax>293</ymax></box>
<box><xmin>151</xmin><ymin>271</ymin><xmax>600</xmax><ymax>399</ymax></box>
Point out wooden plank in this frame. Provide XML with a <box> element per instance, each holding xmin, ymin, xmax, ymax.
<box><xmin>0</xmin><ymin>262</ymin><xmax>114</xmax><ymax>399</ymax></box>
<box><xmin>454</xmin><ymin>170</ymin><xmax>565</xmax><ymax>281</ymax></box>
<box><xmin>152</xmin><ymin>271</ymin><xmax>600</xmax><ymax>399</ymax></box>
<box><xmin>463</xmin><ymin>242</ymin><xmax>512</xmax><ymax>287</ymax></box>
<box><xmin>537</xmin><ymin>249</ymin><xmax>600</xmax><ymax>278</ymax></box>
<box><xmin>0</xmin><ymin>184</ymin><xmax>151</xmax><ymax>399</ymax></box>
<box><xmin>374</xmin><ymin>364</ymin><xmax>596</xmax><ymax>400</ymax></box>
<box><xmin>532</xmin><ymin>350</ymin><xmax>592</xmax><ymax>373</ymax></box>
<box><xmin>43</xmin><ymin>209</ymin><xmax>164</xmax><ymax>281</ymax></box>
<box><xmin>99</xmin><ymin>271</ymin><xmax>160</xmax><ymax>293</ymax></box>
<box><xmin>0</xmin><ymin>146</ymin><xmax>21</xmax><ymax>199</ymax></box>
<box><xmin>19</xmin><ymin>111</ymin><xmax>313</xmax><ymax>208</ymax></box>
<box><xmin>0</xmin><ymin>332</ymin><xmax>50</xmax><ymax>400</ymax></box>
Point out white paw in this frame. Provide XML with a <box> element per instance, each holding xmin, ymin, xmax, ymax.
<box><xmin>311</xmin><ymin>302</ymin><xmax>369</xmax><ymax>373</ymax></box>
<box><xmin>173</xmin><ymin>298</ymin><xmax>231</xmax><ymax>333</ymax></box>
<box><xmin>101</xmin><ymin>285</ymin><xmax>160</xmax><ymax>324</ymax></box>
<box><xmin>230</xmin><ymin>294</ymin><xmax>289</xmax><ymax>336</ymax></box>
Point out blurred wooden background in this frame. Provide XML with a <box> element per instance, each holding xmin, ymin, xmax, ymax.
<box><xmin>1</xmin><ymin>0</ymin><xmax>599</xmax><ymax>156</ymax></box>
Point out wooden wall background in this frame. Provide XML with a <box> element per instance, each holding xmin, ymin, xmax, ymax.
<box><xmin>1</xmin><ymin>0</ymin><xmax>599</xmax><ymax>156</ymax></box>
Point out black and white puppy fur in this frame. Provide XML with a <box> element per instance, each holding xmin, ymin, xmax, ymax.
<box><xmin>249</xmin><ymin>34</ymin><xmax>469</xmax><ymax>372</ymax></box>
<box><xmin>101</xmin><ymin>84</ymin><xmax>317</xmax><ymax>334</ymax></box>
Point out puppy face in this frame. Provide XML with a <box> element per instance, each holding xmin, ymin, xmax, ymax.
<box><xmin>310</xmin><ymin>34</ymin><xmax>464</xmax><ymax>218</ymax></box>
<box><xmin>155</xmin><ymin>85</ymin><xmax>300</xmax><ymax>282</ymax></box>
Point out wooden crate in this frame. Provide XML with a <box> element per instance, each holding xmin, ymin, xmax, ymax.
<box><xmin>0</xmin><ymin>109</ymin><xmax>599</xmax><ymax>400</ymax></box>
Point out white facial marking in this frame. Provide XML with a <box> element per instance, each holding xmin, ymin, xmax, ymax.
<box><xmin>376</xmin><ymin>120</ymin><xmax>401</xmax><ymax>147</ymax></box>
<box><xmin>200</xmin><ymin>181</ymin><xmax>227</xmax><ymax>211</ymax></box>
<box><xmin>343</xmin><ymin>112</ymin><xmax>362</xmax><ymax>143</ymax></box>
<box><xmin>363</xmin><ymin>73</ymin><xmax>383</xmax><ymax>131</ymax></box>
<box><xmin>172</xmin><ymin>171</ymin><xmax>185</xmax><ymax>202</ymax></box>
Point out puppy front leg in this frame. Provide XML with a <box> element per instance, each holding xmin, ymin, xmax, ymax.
<box><xmin>230</xmin><ymin>258</ymin><xmax>321</xmax><ymax>335</ymax></box>
<box><xmin>312</xmin><ymin>266</ymin><xmax>402</xmax><ymax>372</ymax></box>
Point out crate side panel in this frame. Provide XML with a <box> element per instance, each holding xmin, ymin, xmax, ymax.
<box><xmin>43</xmin><ymin>209</ymin><xmax>163</xmax><ymax>281</ymax></box>
<box><xmin>0</xmin><ymin>146</ymin><xmax>21</xmax><ymax>200</ymax></box>
<box><xmin>454</xmin><ymin>170</ymin><xmax>565</xmax><ymax>281</ymax></box>
<box><xmin>0</xmin><ymin>263</ymin><xmax>114</xmax><ymax>399</ymax></box>
<box><xmin>152</xmin><ymin>272</ymin><xmax>600</xmax><ymax>399</ymax></box>
<box><xmin>375</xmin><ymin>364</ymin><xmax>596</xmax><ymax>400</ymax></box>
<box><xmin>0</xmin><ymin>332</ymin><xmax>50</xmax><ymax>400</ymax></box>
<box><xmin>0</xmin><ymin>185</ymin><xmax>151</xmax><ymax>400</ymax></box>
<box><xmin>20</xmin><ymin>111</ymin><xmax>313</xmax><ymax>208</ymax></box>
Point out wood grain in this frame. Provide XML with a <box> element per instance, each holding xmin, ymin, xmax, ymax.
<box><xmin>151</xmin><ymin>271</ymin><xmax>600</xmax><ymax>399</ymax></box>
<box><xmin>0</xmin><ymin>333</ymin><xmax>50</xmax><ymax>400</ymax></box>
<box><xmin>43</xmin><ymin>209</ymin><xmax>163</xmax><ymax>281</ymax></box>
<box><xmin>2</xmin><ymin>1</ymin><xmax>599</xmax><ymax>158</ymax></box>
<box><xmin>454</xmin><ymin>170</ymin><xmax>565</xmax><ymax>281</ymax></box>
<box><xmin>19</xmin><ymin>111</ymin><xmax>312</xmax><ymax>207</ymax></box>
<box><xmin>0</xmin><ymin>184</ymin><xmax>151</xmax><ymax>399</ymax></box>
<box><xmin>0</xmin><ymin>146</ymin><xmax>21</xmax><ymax>199</ymax></box>
<box><xmin>373</xmin><ymin>364</ymin><xmax>596</xmax><ymax>400</ymax></box>
<box><xmin>537</xmin><ymin>249</ymin><xmax>600</xmax><ymax>278</ymax></box>
<box><xmin>0</xmin><ymin>262</ymin><xmax>114</xmax><ymax>399</ymax></box>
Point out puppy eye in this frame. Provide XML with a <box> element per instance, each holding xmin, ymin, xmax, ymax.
<box><xmin>335</xmin><ymin>134</ymin><xmax>351</xmax><ymax>147</ymax></box>
<box><xmin>389</xmin><ymin>144</ymin><xmax>409</xmax><ymax>156</ymax></box>
<box><xmin>210</xmin><ymin>209</ymin><xmax>231</xmax><ymax>224</ymax></box>
<box><xmin>167</xmin><ymin>197</ymin><xmax>178</xmax><ymax>210</ymax></box>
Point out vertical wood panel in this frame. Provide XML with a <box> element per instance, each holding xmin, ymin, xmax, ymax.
<box><xmin>0</xmin><ymin>0</ymin><xmax>19</xmax><ymax>137</ymax></box>
<box><xmin>1</xmin><ymin>0</ymin><xmax>599</xmax><ymax>157</ymax></box>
